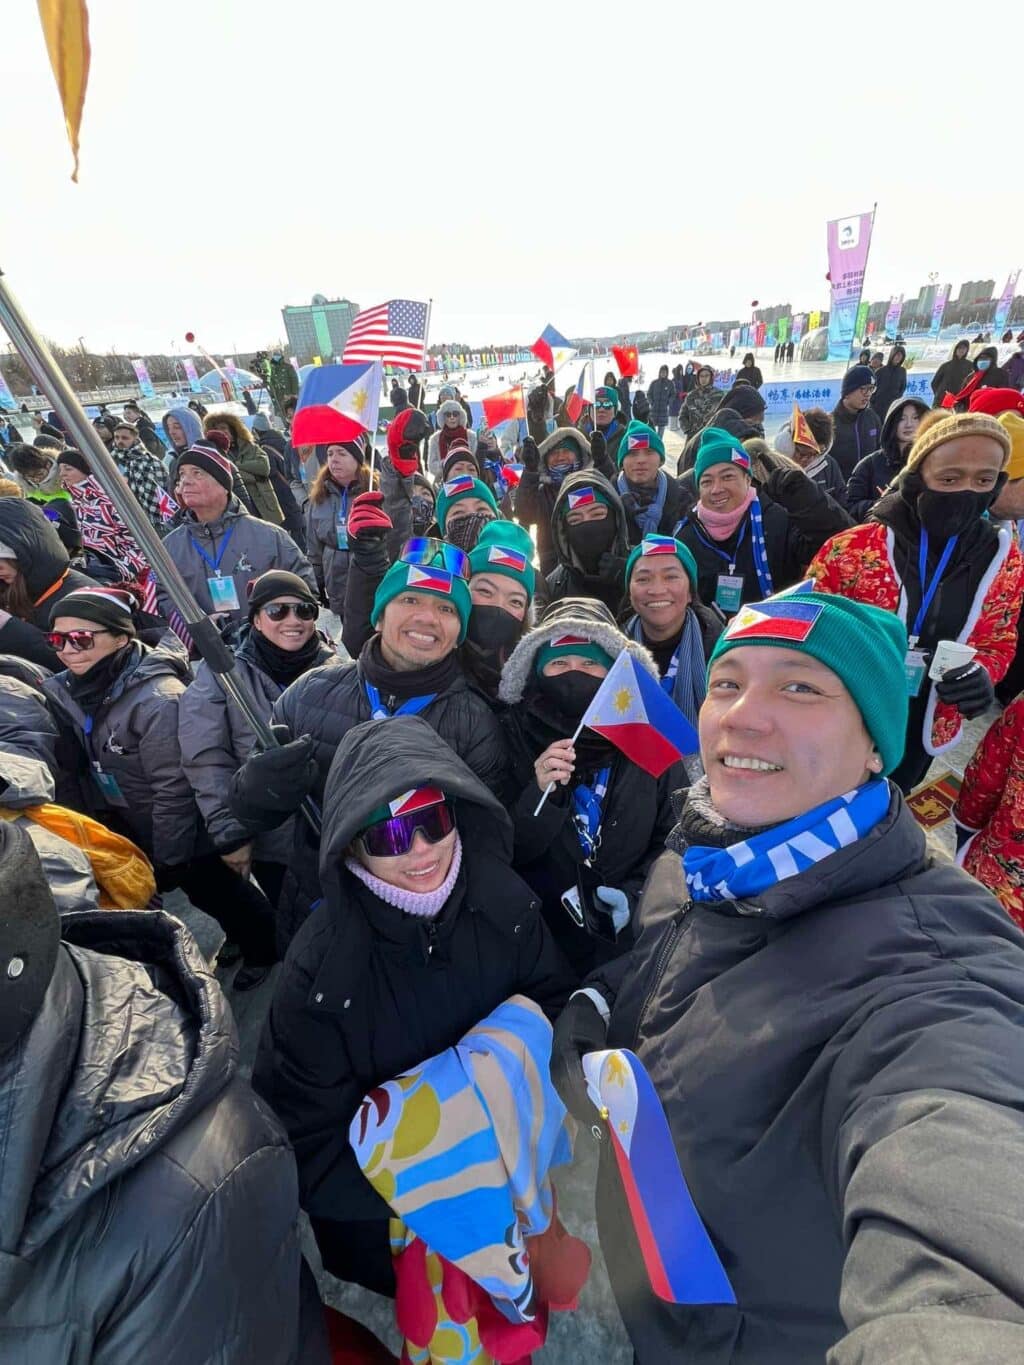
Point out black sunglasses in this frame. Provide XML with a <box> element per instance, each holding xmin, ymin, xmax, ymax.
<box><xmin>261</xmin><ymin>602</ymin><xmax>318</xmax><ymax>622</ymax></box>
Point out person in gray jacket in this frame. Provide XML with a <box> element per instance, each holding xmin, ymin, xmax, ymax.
<box><xmin>304</xmin><ymin>439</ymin><xmax>374</xmax><ymax>617</ymax></box>
<box><xmin>180</xmin><ymin>570</ymin><xmax>339</xmax><ymax>917</ymax></box>
<box><xmin>159</xmin><ymin>439</ymin><xmax>317</xmax><ymax>641</ymax></box>
<box><xmin>0</xmin><ymin>821</ymin><xmax>328</xmax><ymax>1365</ymax></box>
<box><xmin>43</xmin><ymin>585</ymin><xmax>277</xmax><ymax>987</ymax></box>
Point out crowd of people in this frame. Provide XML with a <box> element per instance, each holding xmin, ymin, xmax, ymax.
<box><xmin>1</xmin><ymin>340</ymin><xmax>1023</xmax><ymax>1363</ymax></box>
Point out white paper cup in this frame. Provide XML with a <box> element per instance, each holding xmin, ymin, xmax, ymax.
<box><xmin>928</xmin><ymin>640</ymin><xmax>977</xmax><ymax>682</ymax></box>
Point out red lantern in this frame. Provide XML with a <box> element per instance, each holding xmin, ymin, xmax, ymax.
<box><xmin>750</xmin><ymin>300</ymin><xmax>759</xmax><ymax>308</ymax></box>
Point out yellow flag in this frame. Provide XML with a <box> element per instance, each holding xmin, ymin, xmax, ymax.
<box><xmin>37</xmin><ymin>0</ymin><xmax>91</xmax><ymax>182</ymax></box>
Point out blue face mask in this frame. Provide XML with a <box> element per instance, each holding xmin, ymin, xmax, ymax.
<box><xmin>977</xmin><ymin>358</ymin><xmax>991</xmax><ymax>371</ymax></box>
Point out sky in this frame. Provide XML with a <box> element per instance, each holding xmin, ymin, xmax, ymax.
<box><xmin>1</xmin><ymin>0</ymin><xmax>1019</xmax><ymax>356</ymax></box>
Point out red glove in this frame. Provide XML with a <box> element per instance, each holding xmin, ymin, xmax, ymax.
<box><xmin>347</xmin><ymin>490</ymin><xmax>392</xmax><ymax>541</ymax></box>
<box><xmin>389</xmin><ymin>443</ymin><xmax>420</xmax><ymax>477</ymax></box>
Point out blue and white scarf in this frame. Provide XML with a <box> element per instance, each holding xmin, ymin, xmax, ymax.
<box><xmin>618</xmin><ymin>469</ymin><xmax>668</xmax><ymax>537</ymax></box>
<box><xmin>746</xmin><ymin>495</ymin><xmax>774</xmax><ymax>598</ymax></box>
<box><xmin>683</xmin><ymin>779</ymin><xmax>890</xmax><ymax>903</ymax></box>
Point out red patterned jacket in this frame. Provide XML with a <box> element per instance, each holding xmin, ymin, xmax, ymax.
<box><xmin>808</xmin><ymin>520</ymin><xmax>1023</xmax><ymax>755</ymax></box>
<box><xmin>954</xmin><ymin>696</ymin><xmax>1024</xmax><ymax>930</ymax></box>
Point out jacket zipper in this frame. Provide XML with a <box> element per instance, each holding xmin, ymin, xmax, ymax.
<box><xmin>633</xmin><ymin>902</ymin><xmax>691</xmax><ymax>1046</ymax></box>
<box><xmin>425</xmin><ymin>921</ymin><xmax>437</xmax><ymax>958</ymax></box>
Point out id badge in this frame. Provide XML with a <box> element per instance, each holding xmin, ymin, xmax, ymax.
<box><xmin>92</xmin><ymin>763</ymin><xmax>127</xmax><ymax>806</ymax></box>
<box><xmin>905</xmin><ymin>648</ymin><xmax>928</xmax><ymax>697</ymax></box>
<box><xmin>715</xmin><ymin>574</ymin><xmax>744</xmax><ymax>614</ymax></box>
<box><xmin>336</xmin><ymin>522</ymin><xmax>349</xmax><ymax>550</ymax></box>
<box><xmin>208</xmin><ymin>574</ymin><xmax>240</xmax><ymax>611</ymax></box>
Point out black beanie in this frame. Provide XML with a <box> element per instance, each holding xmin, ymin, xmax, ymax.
<box><xmin>315</xmin><ymin>439</ymin><xmax>365</xmax><ymax>467</ymax></box>
<box><xmin>177</xmin><ymin>440</ymin><xmax>235</xmax><ymax>494</ymax></box>
<box><xmin>56</xmin><ymin>448</ymin><xmax>91</xmax><ymax>475</ymax></box>
<box><xmin>0</xmin><ymin>820</ymin><xmax>60</xmax><ymax>1057</ymax></box>
<box><xmin>720</xmin><ymin>385</ymin><xmax>766</xmax><ymax>420</ymax></box>
<box><xmin>246</xmin><ymin>569</ymin><xmax>318</xmax><ymax>620</ymax></box>
<box><xmin>49</xmin><ymin>585</ymin><xmax>137</xmax><ymax>636</ymax></box>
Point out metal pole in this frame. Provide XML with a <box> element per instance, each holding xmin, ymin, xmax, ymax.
<box><xmin>0</xmin><ymin>264</ymin><xmax>320</xmax><ymax>835</ymax></box>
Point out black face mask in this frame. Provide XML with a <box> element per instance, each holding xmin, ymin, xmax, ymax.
<box><xmin>914</xmin><ymin>475</ymin><xmax>1006</xmax><ymax>540</ymax></box>
<box><xmin>466</xmin><ymin>604</ymin><xmax>523</xmax><ymax>660</ymax></box>
<box><xmin>410</xmin><ymin>495</ymin><xmax>434</xmax><ymax>536</ymax></box>
<box><xmin>446</xmin><ymin>511</ymin><xmax>495</xmax><ymax>552</ymax></box>
<box><xmin>535</xmin><ymin>668</ymin><xmax>604</xmax><ymax>719</ymax></box>
<box><xmin>566</xmin><ymin>517</ymin><xmax>615</xmax><ymax>573</ymax></box>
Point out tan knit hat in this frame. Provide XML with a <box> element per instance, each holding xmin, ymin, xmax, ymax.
<box><xmin>905</xmin><ymin>411</ymin><xmax>1012</xmax><ymax>473</ymax></box>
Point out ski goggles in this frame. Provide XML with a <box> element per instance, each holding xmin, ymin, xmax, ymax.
<box><xmin>400</xmin><ymin>537</ymin><xmax>471</xmax><ymax>580</ymax></box>
<box><xmin>358</xmin><ymin>798</ymin><xmax>455</xmax><ymax>858</ymax></box>
<box><xmin>261</xmin><ymin>601</ymin><xmax>318</xmax><ymax>622</ymax></box>
<box><xmin>46</xmin><ymin>628</ymin><xmax>115</xmax><ymax>653</ymax></box>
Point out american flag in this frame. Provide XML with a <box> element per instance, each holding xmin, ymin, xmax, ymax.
<box><xmin>342</xmin><ymin>299</ymin><xmax>429</xmax><ymax>367</ymax></box>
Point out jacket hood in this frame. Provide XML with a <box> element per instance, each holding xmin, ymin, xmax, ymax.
<box><xmin>0</xmin><ymin>910</ymin><xmax>235</xmax><ymax>1282</ymax></box>
<box><xmin>537</xmin><ymin>428</ymin><xmax>593</xmax><ymax>486</ymax></box>
<box><xmin>318</xmin><ymin>715</ymin><xmax>512</xmax><ymax>898</ymax></box>
<box><xmin>0</xmin><ymin>498</ymin><xmax>70</xmax><ymax>599</ymax></box>
<box><xmin>498</xmin><ymin>596</ymin><xmax>658</xmax><ymax>704</ymax></box>
<box><xmin>976</xmin><ymin>346</ymin><xmax>1000</xmax><ymax>368</ymax></box>
<box><xmin>45</xmin><ymin>638</ymin><xmax>191</xmax><ymax>720</ymax></box>
<box><xmin>549</xmin><ymin>468</ymin><xmax>630</xmax><ymax>571</ymax></box>
<box><xmin>880</xmin><ymin>395</ymin><xmax>931</xmax><ymax>458</ymax></box>
<box><xmin>161</xmin><ymin>406</ymin><xmax>203</xmax><ymax>448</ymax></box>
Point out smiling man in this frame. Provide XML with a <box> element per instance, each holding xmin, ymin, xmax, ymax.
<box><xmin>551</xmin><ymin>588</ymin><xmax>1024</xmax><ymax>1364</ymax></box>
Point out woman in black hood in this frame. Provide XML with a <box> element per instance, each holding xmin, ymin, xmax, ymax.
<box><xmin>846</xmin><ymin>395</ymin><xmax>929</xmax><ymax>521</ymax></box>
<box><xmin>0</xmin><ymin>499</ymin><xmax>94</xmax><ymax>669</ymax></box>
<box><xmin>545</xmin><ymin>469</ymin><xmax>632</xmax><ymax>613</ymax></box>
<box><xmin>870</xmin><ymin>346</ymin><xmax>908</xmax><ymax>420</ymax></box>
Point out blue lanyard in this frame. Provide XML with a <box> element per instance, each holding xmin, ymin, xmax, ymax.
<box><xmin>661</xmin><ymin>640</ymin><xmax>682</xmax><ymax>695</ymax></box>
<box><xmin>363</xmin><ymin>680</ymin><xmax>437</xmax><ymax>721</ymax></box>
<box><xmin>692</xmin><ymin>515</ymin><xmax>748</xmax><ymax>572</ymax></box>
<box><xmin>189</xmin><ymin>522</ymin><xmax>235</xmax><ymax>576</ymax></box>
<box><xmin>572</xmin><ymin>766</ymin><xmax>611</xmax><ymax>862</ymax></box>
<box><xmin>337</xmin><ymin>487</ymin><xmax>350</xmax><ymax>526</ymax></box>
<box><xmin>911</xmin><ymin>530</ymin><xmax>958</xmax><ymax>643</ymax></box>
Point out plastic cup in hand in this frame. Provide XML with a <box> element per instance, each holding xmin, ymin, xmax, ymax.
<box><xmin>928</xmin><ymin>640</ymin><xmax>977</xmax><ymax>682</ymax></box>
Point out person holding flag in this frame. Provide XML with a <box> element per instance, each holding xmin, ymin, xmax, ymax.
<box><xmin>498</xmin><ymin>599</ymin><xmax>685</xmax><ymax>976</ymax></box>
<box><xmin>550</xmin><ymin>588</ymin><xmax>1024</xmax><ymax>1364</ymax></box>
<box><xmin>305</xmin><ymin>437</ymin><xmax>376</xmax><ymax>619</ymax></box>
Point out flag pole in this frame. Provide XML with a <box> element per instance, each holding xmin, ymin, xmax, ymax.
<box><xmin>533</xmin><ymin>715</ymin><xmax>587</xmax><ymax>817</ymax></box>
<box><xmin>0</xmin><ymin>263</ymin><xmax>320</xmax><ymax>836</ymax></box>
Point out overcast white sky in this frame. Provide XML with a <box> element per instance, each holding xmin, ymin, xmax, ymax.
<box><xmin>1</xmin><ymin>0</ymin><xmax>1018</xmax><ymax>354</ymax></box>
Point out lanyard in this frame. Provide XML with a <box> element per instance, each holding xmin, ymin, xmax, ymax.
<box><xmin>189</xmin><ymin>522</ymin><xmax>235</xmax><ymax>576</ymax></box>
<box><xmin>692</xmin><ymin>516</ymin><xmax>748</xmax><ymax>574</ymax></box>
<box><xmin>337</xmin><ymin>487</ymin><xmax>350</xmax><ymax>526</ymax></box>
<box><xmin>363</xmin><ymin>680</ymin><xmax>437</xmax><ymax>721</ymax></box>
<box><xmin>572</xmin><ymin>767</ymin><xmax>611</xmax><ymax>863</ymax></box>
<box><xmin>661</xmin><ymin>639</ymin><xmax>682</xmax><ymax>695</ymax></box>
<box><xmin>911</xmin><ymin>530</ymin><xmax>958</xmax><ymax>643</ymax></box>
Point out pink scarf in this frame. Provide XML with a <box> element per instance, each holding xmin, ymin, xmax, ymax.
<box><xmin>697</xmin><ymin>486</ymin><xmax>756</xmax><ymax>541</ymax></box>
<box><xmin>345</xmin><ymin>833</ymin><xmax>463</xmax><ymax>919</ymax></box>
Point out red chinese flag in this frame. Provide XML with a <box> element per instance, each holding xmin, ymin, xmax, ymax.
<box><xmin>612</xmin><ymin>345</ymin><xmax>639</xmax><ymax>378</ymax></box>
<box><xmin>482</xmin><ymin>387</ymin><xmax>525</xmax><ymax>428</ymax></box>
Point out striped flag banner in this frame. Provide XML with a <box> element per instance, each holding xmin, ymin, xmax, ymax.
<box><xmin>342</xmin><ymin>299</ymin><xmax>429</xmax><ymax>368</ymax></box>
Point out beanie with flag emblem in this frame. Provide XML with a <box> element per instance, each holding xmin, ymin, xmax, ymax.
<box><xmin>595</xmin><ymin>385</ymin><xmax>620</xmax><ymax>409</ymax></box>
<box><xmin>708</xmin><ymin>589</ymin><xmax>908</xmax><ymax>774</ymax></box>
<box><xmin>693</xmin><ymin>429</ymin><xmax>753</xmax><ymax>485</ymax></box>
<box><xmin>557</xmin><ymin>484</ymin><xmax>612</xmax><ymax>519</ymax></box>
<box><xmin>467</xmin><ymin>519</ymin><xmax>536</xmax><ymax>600</ymax></box>
<box><xmin>625</xmin><ymin>533</ymin><xmax>699</xmax><ymax>593</ymax></box>
<box><xmin>535</xmin><ymin>633</ymin><xmax>615</xmax><ymax>675</ymax></box>
<box><xmin>370</xmin><ymin>557</ymin><xmax>472</xmax><ymax>643</ymax></box>
<box><xmin>617</xmin><ymin>420</ymin><xmax>665</xmax><ymax>467</ymax></box>
<box><xmin>434</xmin><ymin>475</ymin><xmax>499</xmax><ymax>533</ymax></box>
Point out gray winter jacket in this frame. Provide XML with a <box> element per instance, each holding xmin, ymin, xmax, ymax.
<box><xmin>180</xmin><ymin>629</ymin><xmax>338</xmax><ymax>860</ymax></box>
<box><xmin>158</xmin><ymin>497</ymin><xmax>318</xmax><ymax>633</ymax></box>
<box><xmin>44</xmin><ymin>640</ymin><xmax>198</xmax><ymax>868</ymax></box>
<box><xmin>306</xmin><ymin>482</ymin><xmax>358</xmax><ymax>614</ymax></box>
<box><xmin>0</xmin><ymin>908</ymin><xmax>326</xmax><ymax>1364</ymax></box>
<box><xmin>0</xmin><ymin>671</ymin><xmax>59</xmax><ymax>775</ymax></box>
<box><xmin>0</xmin><ymin>753</ymin><xmax>99</xmax><ymax>911</ymax></box>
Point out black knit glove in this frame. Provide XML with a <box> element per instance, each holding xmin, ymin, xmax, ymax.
<box><xmin>550</xmin><ymin>992</ymin><xmax>608</xmax><ymax>1124</ymax></box>
<box><xmin>763</xmin><ymin>465</ymin><xmax>822</xmax><ymax>514</ymax></box>
<box><xmin>231</xmin><ymin>724</ymin><xmax>318</xmax><ymax>816</ymax></box>
<box><xmin>934</xmin><ymin>660</ymin><xmax>994</xmax><ymax>718</ymax></box>
<box><xmin>589</xmin><ymin>429</ymin><xmax>607</xmax><ymax>465</ymax></box>
<box><xmin>521</xmin><ymin>436</ymin><xmax>540</xmax><ymax>472</ymax></box>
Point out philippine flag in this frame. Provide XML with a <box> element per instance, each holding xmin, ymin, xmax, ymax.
<box><xmin>405</xmin><ymin>563</ymin><xmax>454</xmax><ymax>595</ymax></box>
<box><xmin>567</xmin><ymin>488</ymin><xmax>596</xmax><ymax>511</ymax></box>
<box><xmin>639</xmin><ymin>534</ymin><xmax>679</xmax><ymax>558</ymax></box>
<box><xmin>291</xmin><ymin>360</ymin><xmax>383</xmax><ymax>446</ymax></box>
<box><xmin>495</xmin><ymin>463</ymin><xmax>523</xmax><ymax>493</ymax></box>
<box><xmin>443</xmin><ymin>475</ymin><xmax>476</xmax><ymax>498</ymax></box>
<box><xmin>723</xmin><ymin>597</ymin><xmax>823</xmax><ymax>645</ymax></box>
<box><xmin>582</xmin><ymin>1048</ymin><xmax>736</xmax><ymax>1306</ymax></box>
<box><xmin>565</xmin><ymin>361</ymin><xmax>596</xmax><ymax>423</ymax></box>
<box><xmin>487</xmin><ymin>545</ymin><xmax>528</xmax><ymax>572</ymax></box>
<box><xmin>625</xmin><ymin>430</ymin><xmax>652</xmax><ymax>453</ymax></box>
<box><xmin>580</xmin><ymin>650</ymin><xmax>700</xmax><ymax>775</ymax></box>
<box><xmin>388</xmin><ymin>787</ymin><xmax>445</xmax><ymax>817</ymax></box>
<box><xmin>531</xmin><ymin>324</ymin><xmax>577</xmax><ymax>374</ymax></box>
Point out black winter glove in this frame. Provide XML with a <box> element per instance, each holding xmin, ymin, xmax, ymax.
<box><xmin>934</xmin><ymin>659</ymin><xmax>994</xmax><ymax>719</ymax></box>
<box><xmin>589</xmin><ymin>429</ymin><xmax>607</xmax><ymax>466</ymax></box>
<box><xmin>598</xmin><ymin>549</ymin><xmax>628</xmax><ymax>583</ymax></box>
<box><xmin>521</xmin><ymin>436</ymin><xmax>540</xmax><ymax>472</ymax></box>
<box><xmin>550</xmin><ymin>992</ymin><xmax>608</xmax><ymax>1125</ymax></box>
<box><xmin>232</xmin><ymin>724</ymin><xmax>318</xmax><ymax>815</ymax></box>
<box><xmin>762</xmin><ymin>465</ymin><xmax>823</xmax><ymax>514</ymax></box>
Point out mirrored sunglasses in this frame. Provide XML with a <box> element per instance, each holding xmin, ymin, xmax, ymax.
<box><xmin>358</xmin><ymin>800</ymin><xmax>455</xmax><ymax>858</ymax></box>
<box><xmin>261</xmin><ymin>602</ymin><xmax>318</xmax><ymax>622</ymax></box>
<box><xmin>595</xmin><ymin>401</ymin><xmax>616</xmax><ymax>411</ymax></box>
<box><xmin>46</xmin><ymin>628</ymin><xmax>113</xmax><ymax>652</ymax></box>
<box><xmin>401</xmin><ymin>537</ymin><xmax>471</xmax><ymax>580</ymax></box>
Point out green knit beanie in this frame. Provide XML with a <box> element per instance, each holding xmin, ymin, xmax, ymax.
<box><xmin>625</xmin><ymin>533</ymin><xmax>699</xmax><ymax>593</ymax></box>
<box><xmin>535</xmin><ymin>635</ymin><xmax>615</xmax><ymax>675</ymax></box>
<box><xmin>467</xmin><ymin>519</ymin><xmax>537</xmax><ymax>600</ymax></box>
<box><xmin>618</xmin><ymin>419</ymin><xmax>665</xmax><ymax>467</ymax></box>
<box><xmin>434</xmin><ymin>476</ymin><xmax>499</xmax><ymax>534</ymax></box>
<box><xmin>595</xmin><ymin>386</ymin><xmax>619</xmax><ymax>409</ymax></box>
<box><xmin>708</xmin><ymin>590</ymin><xmax>908</xmax><ymax>774</ymax></box>
<box><xmin>370</xmin><ymin>558</ymin><xmax>473</xmax><ymax>644</ymax></box>
<box><xmin>693</xmin><ymin>428</ymin><xmax>753</xmax><ymax>485</ymax></box>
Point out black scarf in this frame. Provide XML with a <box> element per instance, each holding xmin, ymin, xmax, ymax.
<box><xmin>517</xmin><ymin>682</ymin><xmax>617</xmax><ymax>775</ymax></box>
<box><xmin>65</xmin><ymin>640</ymin><xmax>137</xmax><ymax>714</ymax></box>
<box><xmin>359</xmin><ymin>633</ymin><xmax>461</xmax><ymax>706</ymax></box>
<box><xmin>250</xmin><ymin>627</ymin><xmax>323</xmax><ymax>687</ymax></box>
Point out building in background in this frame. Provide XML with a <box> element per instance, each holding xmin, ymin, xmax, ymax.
<box><xmin>281</xmin><ymin>294</ymin><xmax>360</xmax><ymax>364</ymax></box>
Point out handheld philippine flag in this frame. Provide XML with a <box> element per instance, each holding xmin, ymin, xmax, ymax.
<box><xmin>531</xmin><ymin>324</ymin><xmax>577</xmax><ymax>374</ymax></box>
<box><xmin>722</xmin><ymin>595</ymin><xmax>824</xmax><ymax>645</ymax></box>
<box><xmin>565</xmin><ymin>361</ymin><xmax>596</xmax><ymax>423</ymax></box>
<box><xmin>494</xmin><ymin>462</ymin><xmax>523</xmax><ymax>495</ymax></box>
<box><xmin>611</xmin><ymin>345</ymin><xmax>639</xmax><ymax>379</ymax></box>
<box><xmin>37</xmin><ymin>0</ymin><xmax>91</xmax><ymax>182</ymax></box>
<box><xmin>580</xmin><ymin>650</ymin><xmax>700</xmax><ymax>776</ymax></box>
<box><xmin>790</xmin><ymin>402</ymin><xmax>820</xmax><ymax>454</ymax></box>
<box><xmin>291</xmin><ymin>361</ymin><xmax>382</xmax><ymax>446</ymax></box>
<box><xmin>482</xmin><ymin>386</ymin><xmax>526</xmax><ymax>429</ymax></box>
<box><xmin>582</xmin><ymin>1049</ymin><xmax>736</xmax><ymax>1306</ymax></box>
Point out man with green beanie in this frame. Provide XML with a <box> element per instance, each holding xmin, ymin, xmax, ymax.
<box><xmin>616</xmin><ymin>419</ymin><xmax>689</xmax><ymax>545</ymax></box>
<box><xmin>433</xmin><ymin>474</ymin><xmax>499</xmax><ymax>552</ymax></box>
<box><xmin>593</xmin><ymin>385</ymin><xmax>628</xmax><ymax>466</ymax></box>
<box><xmin>461</xmin><ymin>519</ymin><xmax>538</xmax><ymax>700</ymax></box>
<box><xmin>551</xmin><ymin>584</ymin><xmax>1024</xmax><ymax>1364</ymax></box>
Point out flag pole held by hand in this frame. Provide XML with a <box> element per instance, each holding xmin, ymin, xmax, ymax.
<box><xmin>533</xmin><ymin>716</ymin><xmax>586</xmax><ymax>816</ymax></box>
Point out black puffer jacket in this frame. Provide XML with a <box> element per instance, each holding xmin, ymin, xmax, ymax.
<box><xmin>646</xmin><ymin>376</ymin><xmax>675</xmax><ymax>426</ymax></box>
<box><xmin>0</xmin><ymin>499</ymin><xmax>94</xmax><ymax>670</ymax></box>
<box><xmin>829</xmin><ymin>400</ymin><xmax>882</xmax><ymax>481</ymax></box>
<box><xmin>869</xmin><ymin>351</ymin><xmax>907</xmax><ymax>420</ymax></box>
<box><xmin>498</xmin><ymin>599</ymin><xmax>682</xmax><ymax>977</ymax></box>
<box><xmin>588</xmin><ymin>785</ymin><xmax>1024</xmax><ymax>1364</ymax></box>
<box><xmin>545</xmin><ymin>468</ymin><xmax>632</xmax><ymax>614</ymax></box>
<box><xmin>846</xmin><ymin>395</ymin><xmax>930</xmax><ymax>521</ymax></box>
<box><xmin>0</xmin><ymin>908</ymin><xmax>324</xmax><ymax>1365</ymax></box>
<box><xmin>252</xmin><ymin>718</ymin><xmax>573</xmax><ymax>1234</ymax></box>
